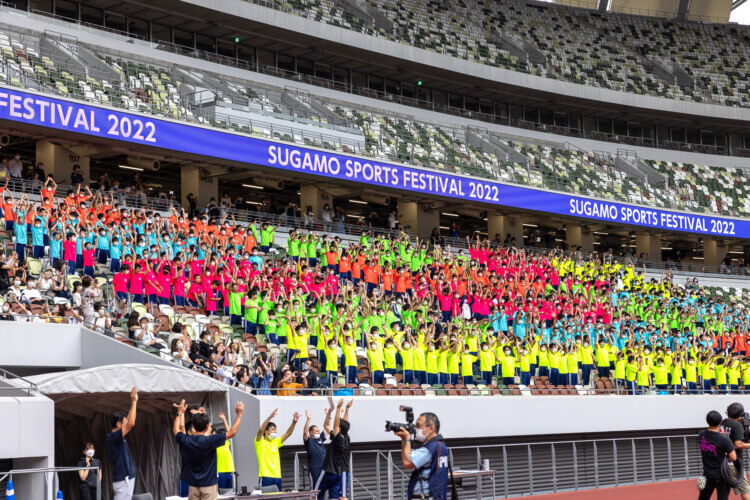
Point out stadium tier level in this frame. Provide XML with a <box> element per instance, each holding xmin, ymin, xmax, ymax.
<box><xmin>1</xmin><ymin>0</ymin><xmax>750</xmax><ymax>499</ymax></box>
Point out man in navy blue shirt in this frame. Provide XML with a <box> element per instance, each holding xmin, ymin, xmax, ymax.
<box><xmin>303</xmin><ymin>408</ymin><xmax>331</xmax><ymax>489</ymax></box>
<box><xmin>173</xmin><ymin>399</ymin><xmax>244</xmax><ymax>500</ymax></box>
<box><xmin>106</xmin><ymin>387</ymin><xmax>138</xmax><ymax>500</ymax></box>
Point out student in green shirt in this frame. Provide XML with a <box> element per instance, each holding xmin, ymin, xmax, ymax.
<box><xmin>243</xmin><ymin>290</ymin><xmax>260</xmax><ymax>336</ymax></box>
<box><xmin>259</xmin><ymin>223</ymin><xmax>276</xmax><ymax>252</ymax></box>
<box><xmin>228</xmin><ymin>284</ymin><xmax>244</xmax><ymax>326</ymax></box>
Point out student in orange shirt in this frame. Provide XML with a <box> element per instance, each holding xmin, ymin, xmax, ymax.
<box><xmin>363</xmin><ymin>259</ymin><xmax>381</xmax><ymax>293</ymax></box>
<box><xmin>351</xmin><ymin>256</ymin><xmax>363</xmax><ymax>286</ymax></box>
<box><xmin>338</xmin><ymin>249</ymin><xmax>352</xmax><ymax>282</ymax></box>
<box><xmin>381</xmin><ymin>265</ymin><xmax>395</xmax><ymax>295</ymax></box>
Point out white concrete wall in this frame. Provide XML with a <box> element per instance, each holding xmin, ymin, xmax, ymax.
<box><xmin>0</xmin><ymin>323</ymin><xmax>82</xmax><ymax>370</ymax></box>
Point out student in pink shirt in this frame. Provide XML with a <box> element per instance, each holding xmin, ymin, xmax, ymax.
<box><xmin>144</xmin><ymin>264</ymin><xmax>160</xmax><ymax>304</ymax></box>
<box><xmin>172</xmin><ymin>266</ymin><xmax>187</xmax><ymax>307</ymax></box>
<box><xmin>82</xmin><ymin>242</ymin><xmax>95</xmax><ymax>277</ymax></box>
<box><xmin>129</xmin><ymin>264</ymin><xmax>146</xmax><ymax>303</ymax></box>
<box><xmin>113</xmin><ymin>266</ymin><xmax>130</xmax><ymax>302</ymax></box>
<box><xmin>187</xmin><ymin>275</ymin><xmax>204</xmax><ymax>309</ymax></box>
<box><xmin>64</xmin><ymin>233</ymin><xmax>77</xmax><ymax>272</ymax></box>
<box><xmin>156</xmin><ymin>265</ymin><xmax>172</xmax><ymax>305</ymax></box>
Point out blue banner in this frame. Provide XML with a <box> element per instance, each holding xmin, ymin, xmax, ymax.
<box><xmin>0</xmin><ymin>86</ymin><xmax>748</xmax><ymax>238</ymax></box>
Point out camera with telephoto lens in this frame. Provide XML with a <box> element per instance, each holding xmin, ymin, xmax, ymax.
<box><xmin>385</xmin><ymin>406</ymin><xmax>415</xmax><ymax>437</ymax></box>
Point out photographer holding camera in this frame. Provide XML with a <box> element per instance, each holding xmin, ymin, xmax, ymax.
<box><xmin>390</xmin><ymin>407</ymin><xmax>453</xmax><ymax>500</ymax></box>
<box><xmin>720</xmin><ymin>402</ymin><xmax>750</xmax><ymax>500</ymax></box>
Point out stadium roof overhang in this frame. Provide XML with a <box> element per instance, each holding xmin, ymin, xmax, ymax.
<box><xmin>73</xmin><ymin>0</ymin><xmax>750</xmax><ymax>133</ymax></box>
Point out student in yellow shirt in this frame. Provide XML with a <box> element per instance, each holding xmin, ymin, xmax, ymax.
<box><xmin>478</xmin><ymin>341</ymin><xmax>495</xmax><ymax>385</ymax></box>
<box><xmin>365</xmin><ymin>330</ymin><xmax>385</xmax><ymax>385</ymax></box>
<box><xmin>254</xmin><ymin>409</ymin><xmax>300</xmax><ymax>491</ymax></box>
<box><xmin>625</xmin><ymin>355</ymin><xmax>637</xmax><ymax>395</ymax></box>
<box><xmin>460</xmin><ymin>344</ymin><xmax>477</xmax><ymax>386</ymax></box>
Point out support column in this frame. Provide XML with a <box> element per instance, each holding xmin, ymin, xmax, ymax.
<box><xmin>181</xmin><ymin>165</ymin><xmax>218</xmax><ymax>209</ymax></box>
<box><xmin>566</xmin><ymin>225</ymin><xmax>594</xmax><ymax>253</ymax></box>
<box><xmin>704</xmin><ymin>238</ymin><xmax>728</xmax><ymax>267</ymax></box>
<box><xmin>487</xmin><ymin>213</ymin><xmax>523</xmax><ymax>246</ymax></box>
<box><xmin>397</xmin><ymin>201</ymin><xmax>439</xmax><ymax>239</ymax></box>
<box><xmin>635</xmin><ymin>234</ymin><xmax>662</xmax><ymax>261</ymax></box>
<box><xmin>300</xmin><ymin>185</ymin><xmax>331</xmax><ymax>219</ymax></box>
<box><xmin>36</xmin><ymin>140</ymin><xmax>89</xmax><ymax>183</ymax></box>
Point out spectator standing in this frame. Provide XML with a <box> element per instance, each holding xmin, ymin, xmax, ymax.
<box><xmin>173</xmin><ymin>400</ymin><xmax>244</xmax><ymax>500</ymax></box>
<box><xmin>77</xmin><ymin>442</ymin><xmax>102</xmax><ymax>500</ymax></box>
<box><xmin>316</xmin><ymin>399</ymin><xmax>352</xmax><ymax>500</ymax></box>
<box><xmin>71</xmin><ymin>164</ymin><xmax>85</xmax><ymax>186</ymax></box>
<box><xmin>698</xmin><ymin>410</ymin><xmax>737</xmax><ymax>500</ymax></box>
<box><xmin>254</xmin><ymin>408</ymin><xmax>300</xmax><ymax>491</ymax></box>
<box><xmin>303</xmin><ymin>408</ymin><xmax>331</xmax><ymax>489</ymax></box>
<box><xmin>8</xmin><ymin>153</ymin><xmax>22</xmax><ymax>179</ymax></box>
<box><xmin>393</xmin><ymin>412</ymin><xmax>450</xmax><ymax>500</ymax></box>
<box><xmin>106</xmin><ymin>387</ymin><xmax>139</xmax><ymax>500</ymax></box>
<box><xmin>720</xmin><ymin>402</ymin><xmax>750</xmax><ymax>500</ymax></box>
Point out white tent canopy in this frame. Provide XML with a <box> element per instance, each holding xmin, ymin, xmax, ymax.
<box><xmin>26</xmin><ymin>363</ymin><xmax>231</xmax><ymax>500</ymax></box>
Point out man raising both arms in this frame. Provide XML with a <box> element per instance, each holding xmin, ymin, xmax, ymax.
<box><xmin>106</xmin><ymin>387</ymin><xmax>138</xmax><ymax>500</ymax></box>
<box><xmin>173</xmin><ymin>400</ymin><xmax>245</xmax><ymax>500</ymax></box>
<box><xmin>255</xmin><ymin>408</ymin><xmax>300</xmax><ymax>491</ymax></box>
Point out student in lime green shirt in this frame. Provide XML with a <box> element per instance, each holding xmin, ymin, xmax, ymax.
<box><xmin>478</xmin><ymin>341</ymin><xmax>495</xmax><ymax>385</ymax></box>
<box><xmin>635</xmin><ymin>358</ymin><xmax>651</xmax><ymax>393</ymax></box>
<box><xmin>460</xmin><ymin>346</ymin><xmax>476</xmax><ymax>386</ymax></box>
<box><xmin>323</xmin><ymin>337</ymin><xmax>339</xmax><ymax>386</ymax></box>
<box><xmin>383</xmin><ymin>338</ymin><xmax>398</xmax><ymax>376</ymax></box>
<box><xmin>426</xmin><ymin>342</ymin><xmax>440</xmax><ymax>385</ymax></box>
<box><xmin>255</xmin><ymin>409</ymin><xmax>299</xmax><ymax>491</ymax></box>
<box><xmin>243</xmin><ymin>290</ymin><xmax>260</xmax><ymax>336</ymax></box>
<box><xmin>398</xmin><ymin>340</ymin><xmax>415</xmax><ymax>385</ymax></box>
<box><xmin>340</xmin><ymin>333</ymin><xmax>358</xmax><ymax>384</ymax></box>
<box><xmin>625</xmin><ymin>356</ymin><xmax>637</xmax><ymax>395</ymax></box>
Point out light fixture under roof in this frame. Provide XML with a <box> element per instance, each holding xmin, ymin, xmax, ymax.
<box><xmin>118</xmin><ymin>165</ymin><xmax>143</xmax><ymax>171</ymax></box>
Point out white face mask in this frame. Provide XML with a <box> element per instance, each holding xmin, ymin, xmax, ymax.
<box><xmin>415</xmin><ymin>427</ymin><xmax>430</xmax><ymax>443</ymax></box>
<box><xmin>267</xmin><ymin>432</ymin><xmax>278</xmax><ymax>440</ymax></box>
<box><xmin>13</xmin><ymin>280</ymin><xmax>20</xmax><ymax>286</ymax></box>
<box><xmin>311</xmin><ymin>432</ymin><xmax>320</xmax><ymax>440</ymax></box>
<box><xmin>85</xmin><ymin>449</ymin><xmax>95</xmax><ymax>458</ymax></box>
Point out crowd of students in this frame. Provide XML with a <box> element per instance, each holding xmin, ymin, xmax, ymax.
<box><xmin>1</xmin><ymin>176</ymin><xmax>749</xmax><ymax>396</ymax></box>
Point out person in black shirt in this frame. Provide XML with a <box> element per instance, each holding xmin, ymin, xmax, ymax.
<box><xmin>106</xmin><ymin>387</ymin><xmax>138</xmax><ymax>500</ymax></box>
<box><xmin>720</xmin><ymin>402</ymin><xmax>750</xmax><ymax>500</ymax></box>
<box><xmin>699</xmin><ymin>410</ymin><xmax>737</xmax><ymax>500</ymax></box>
<box><xmin>76</xmin><ymin>442</ymin><xmax>102</xmax><ymax>500</ymax></box>
<box><xmin>316</xmin><ymin>399</ymin><xmax>352</xmax><ymax>500</ymax></box>
<box><xmin>173</xmin><ymin>399</ymin><xmax>244</xmax><ymax>500</ymax></box>
<box><xmin>303</xmin><ymin>408</ymin><xmax>331</xmax><ymax>489</ymax></box>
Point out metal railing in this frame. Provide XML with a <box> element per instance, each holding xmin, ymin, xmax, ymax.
<box><xmin>3</xmin><ymin>12</ymin><xmax>749</xmax><ymax>218</ymax></box>
<box><xmin>0</xmin><ymin>366</ymin><xmax>39</xmax><ymax>396</ymax></box>
<box><xmin>0</xmin><ymin>466</ymin><xmax>102</xmax><ymax>500</ymax></box>
<box><xmin>288</xmin><ymin>434</ymin><xmax>708</xmax><ymax>499</ymax></box>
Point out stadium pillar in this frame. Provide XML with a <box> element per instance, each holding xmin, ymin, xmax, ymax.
<box><xmin>487</xmin><ymin>213</ymin><xmax>523</xmax><ymax>246</ymax></box>
<box><xmin>635</xmin><ymin>234</ymin><xmax>662</xmax><ymax>261</ymax></box>
<box><xmin>398</xmin><ymin>201</ymin><xmax>439</xmax><ymax>239</ymax></box>
<box><xmin>35</xmin><ymin>140</ymin><xmax>90</xmax><ymax>183</ymax></box>
<box><xmin>180</xmin><ymin>165</ymin><xmax>218</xmax><ymax>208</ymax></box>
<box><xmin>566</xmin><ymin>225</ymin><xmax>593</xmax><ymax>253</ymax></box>
<box><xmin>300</xmin><ymin>185</ymin><xmax>332</xmax><ymax>219</ymax></box>
<box><xmin>703</xmin><ymin>238</ymin><xmax>728</xmax><ymax>267</ymax></box>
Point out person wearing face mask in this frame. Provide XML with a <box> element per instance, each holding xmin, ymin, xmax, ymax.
<box><xmin>304</xmin><ymin>408</ymin><xmax>330</xmax><ymax>491</ymax></box>
<box><xmin>317</xmin><ymin>399</ymin><xmax>353</xmax><ymax>500</ymax></box>
<box><xmin>393</xmin><ymin>411</ymin><xmax>453</xmax><ymax>500</ymax></box>
<box><xmin>255</xmin><ymin>409</ymin><xmax>300</xmax><ymax>492</ymax></box>
<box><xmin>77</xmin><ymin>442</ymin><xmax>102</xmax><ymax>500</ymax></box>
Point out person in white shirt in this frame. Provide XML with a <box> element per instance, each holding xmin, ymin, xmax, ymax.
<box><xmin>8</xmin><ymin>154</ymin><xmax>22</xmax><ymax>178</ymax></box>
